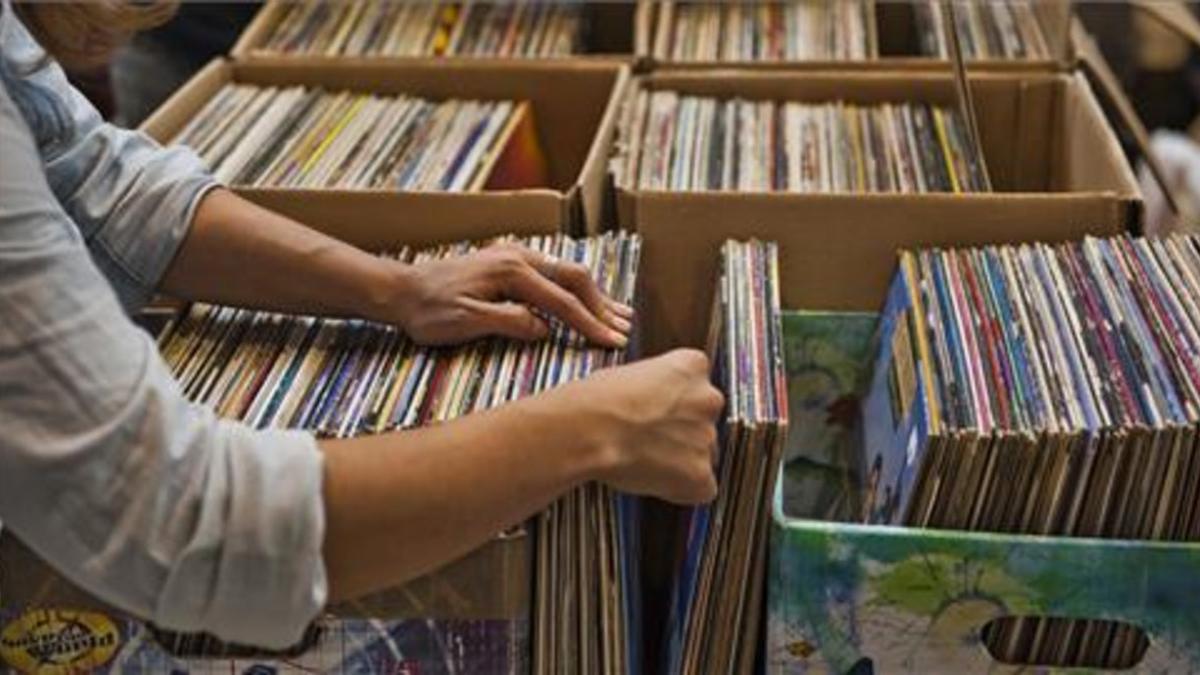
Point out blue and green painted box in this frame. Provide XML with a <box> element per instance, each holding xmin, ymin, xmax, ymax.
<box><xmin>0</xmin><ymin>610</ymin><xmax>526</xmax><ymax>675</ymax></box>
<box><xmin>768</xmin><ymin>311</ymin><xmax>1200</xmax><ymax>674</ymax></box>
<box><xmin>0</xmin><ymin>529</ymin><xmax>531</xmax><ymax>674</ymax></box>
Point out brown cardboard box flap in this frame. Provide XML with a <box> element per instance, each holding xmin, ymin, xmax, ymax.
<box><xmin>578</xmin><ymin>66</ymin><xmax>631</xmax><ymax>232</ymax></box>
<box><xmin>1132</xmin><ymin>1</ymin><xmax>1200</xmax><ymax>52</ymax></box>
<box><xmin>630</xmin><ymin>191</ymin><xmax>1129</xmax><ymax>355</ymax></box>
<box><xmin>1074</xmin><ymin>18</ymin><xmax>1180</xmax><ymax>221</ymax></box>
<box><xmin>235</xmin><ymin>189</ymin><xmax>569</xmax><ymax>250</ymax></box>
<box><xmin>228</xmin><ymin>1</ymin><xmax>277</xmax><ymax>59</ymax></box>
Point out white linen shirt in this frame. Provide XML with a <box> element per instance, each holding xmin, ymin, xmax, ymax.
<box><xmin>0</xmin><ymin>1</ymin><xmax>326</xmax><ymax>649</ymax></box>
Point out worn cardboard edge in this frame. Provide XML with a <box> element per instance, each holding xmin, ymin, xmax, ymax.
<box><xmin>1033</xmin><ymin>0</ymin><xmax>1077</xmax><ymax>65</ymax></box>
<box><xmin>1132</xmin><ymin>0</ymin><xmax>1200</xmax><ymax>52</ymax></box>
<box><xmin>942</xmin><ymin>0</ymin><xmax>994</xmax><ymax>192</ymax></box>
<box><xmin>619</xmin><ymin>191</ymin><xmax>1135</xmax><ymax>227</ymax></box>
<box><xmin>235</xmin><ymin>189</ymin><xmax>565</xmax><ymax>250</ymax></box>
<box><xmin>235</xmin><ymin>53</ymin><xmax>639</xmax><ymax>67</ymax></box>
<box><xmin>139</xmin><ymin>59</ymin><xmax>230</xmax><ymax>142</ymax></box>
<box><xmin>228</xmin><ymin>54</ymin><xmax>629</xmax><ymax>76</ymax></box>
<box><xmin>616</xmin><ymin>191</ymin><xmax>1140</xmax><ymax>249</ymax></box>
<box><xmin>640</xmin><ymin>67</ymin><xmax>1056</xmax><ymax>104</ymax></box>
<box><xmin>641</xmin><ymin>57</ymin><xmax>1068</xmax><ymax>72</ymax></box>
<box><xmin>1067</xmin><ymin>70</ymin><xmax>1143</xmax><ymax>199</ymax></box>
<box><xmin>577</xmin><ymin>64</ymin><xmax>631</xmax><ymax>233</ymax></box>
<box><xmin>228</xmin><ymin>1</ymin><xmax>279</xmax><ymax>60</ymax></box>
<box><xmin>1073</xmin><ymin>18</ymin><xmax>1178</xmax><ymax>227</ymax></box>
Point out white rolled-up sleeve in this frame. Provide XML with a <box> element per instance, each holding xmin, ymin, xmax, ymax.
<box><xmin>1</xmin><ymin>0</ymin><xmax>217</xmax><ymax>312</ymax></box>
<box><xmin>0</xmin><ymin>52</ymin><xmax>328</xmax><ymax>650</ymax></box>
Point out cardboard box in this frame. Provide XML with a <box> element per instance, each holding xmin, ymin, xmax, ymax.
<box><xmin>140</xmin><ymin>58</ymin><xmax>630</xmax><ymax>235</ymax></box>
<box><xmin>615</xmin><ymin>69</ymin><xmax>1141</xmax><ymax>356</ymax></box>
<box><xmin>638</xmin><ymin>0</ymin><xmax>1074</xmax><ymax>71</ymax></box>
<box><xmin>767</xmin><ymin>311</ymin><xmax>1200</xmax><ymax>673</ymax></box>
<box><xmin>231</xmin><ymin>1</ymin><xmax>639</xmax><ymax>61</ymax></box>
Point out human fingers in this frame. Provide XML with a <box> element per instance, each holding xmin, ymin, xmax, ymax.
<box><xmin>518</xmin><ymin>248</ymin><xmax>632</xmax><ymax>333</ymax></box>
<box><xmin>607</xmin><ymin>297</ymin><xmax>634</xmax><ymax>320</ymax></box>
<box><xmin>661</xmin><ymin>348</ymin><xmax>711</xmax><ymax>376</ymax></box>
<box><xmin>505</xmin><ymin>265</ymin><xmax>627</xmax><ymax>348</ymax></box>
<box><xmin>461</xmin><ymin>297</ymin><xmax>550</xmax><ymax>342</ymax></box>
<box><xmin>660</xmin><ymin>455</ymin><xmax>718</xmax><ymax>505</ymax></box>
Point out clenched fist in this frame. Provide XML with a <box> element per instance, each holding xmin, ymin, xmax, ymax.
<box><xmin>569</xmin><ymin>349</ymin><xmax>724</xmax><ymax>505</ymax></box>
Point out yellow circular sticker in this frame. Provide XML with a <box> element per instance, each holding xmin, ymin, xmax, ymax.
<box><xmin>0</xmin><ymin>609</ymin><xmax>120</xmax><ymax>674</ymax></box>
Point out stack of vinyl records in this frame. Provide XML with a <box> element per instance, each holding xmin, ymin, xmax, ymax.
<box><xmin>861</xmin><ymin>234</ymin><xmax>1200</xmax><ymax>668</ymax></box>
<box><xmin>663</xmin><ymin>240</ymin><xmax>789</xmax><ymax>675</ymax></box>
<box><xmin>655</xmin><ymin>1</ymin><xmax>876</xmax><ymax>62</ymax></box>
<box><xmin>156</xmin><ymin>232</ymin><xmax>640</xmax><ymax>666</ymax></box>
<box><xmin>171</xmin><ymin>83</ymin><xmax>525</xmax><ymax>190</ymax></box>
<box><xmin>158</xmin><ymin>233</ymin><xmax>639</xmax><ymax>438</ymax></box>
<box><xmin>532</xmin><ymin>237</ymin><xmax>643</xmax><ymax>675</ymax></box>
<box><xmin>255</xmin><ymin>0</ymin><xmax>582</xmax><ymax>58</ymax></box>
<box><xmin>617</xmin><ymin>92</ymin><xmax>988</xmax><ymax>192</ymax></box>
<box><xmin>914</xmin><ymin>0</ymin><xmax>1049</xmax><ymax>60</ymax></box>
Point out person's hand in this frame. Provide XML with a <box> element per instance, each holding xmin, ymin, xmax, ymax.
<box><xmin>388</xmin><ymin>242</ymin><xmax>632</xmax><ymax>347</ymax></box>
<box><xmin>570</xmin><ymin>349</ymin><xmax>723</xmax><ymax>505</ymax></box>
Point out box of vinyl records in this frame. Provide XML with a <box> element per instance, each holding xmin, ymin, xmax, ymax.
<box><xmin>614</xmin><ymin>68</ymin><xmax>1140</xmax><ymax>355</ymax></box>
<box><xmin>0</xmin><ymin>228</ymin><xmax>646</xmax><ymax>675</ymax></box>
<box><xmin>761</xmin><ymin>228</ymin><xmax>1200</xmax><ymax>673</ymax></box>
<box><xmin>637</xmin><ymin>0</ymin><xmax>1073</xmax><ymax>71</ymax></box>
<box><xmin>230</xmin><ymin>0</ymin><xmax>639</xmax><ymax>62</ymax></box>
<box><xmin>140</xmin><ymin>58</ymin><xmax>629</xmax><ymax>236</ymax></box>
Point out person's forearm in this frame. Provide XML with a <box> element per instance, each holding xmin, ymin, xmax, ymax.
<box><xmin>319</xmin><ymin>381</ymin><xmax>615</xmax><ymax>601</ymax></box>
<box><xmin>161</xmin><ymin>188</ymin><xmax>400</xmax><ymax>320</ymax></box>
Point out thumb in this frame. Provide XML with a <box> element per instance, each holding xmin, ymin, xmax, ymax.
<box><xmin>467</xmin><ymin>298</ymin><xmax>550</xmax><ymax>341</ymax></box>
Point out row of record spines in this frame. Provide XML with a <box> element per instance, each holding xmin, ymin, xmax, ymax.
<box><xmin>157</xmin><ymin>233</ymin><xmax>641</xmax><ymax>440</ymax></box>
<box><xmin>916</xmin><ymin>236</ymin><xmax>1200</xmax><ymax>444</ymax></box>
<box><xmin>720</xmin><ymin>239</ymin><xmax>788</xmax><ymax>424</ymax></box>
<box><xmin>900</xmin><ymin>237</ymin><xmax>1200</xmax><ymax>539</ymax></box>
<box><xmin>172</xmin><ymin>83</ymin><xmax>518</xmax><ymax>192</ymax></box>
<box><xmin>246</xmin><ymin>0</ymin><xmax>1051</xmax><ymax>62</ymax></box>
<box><xmin>664</xmin><ymin>239</ymin><xmax>788</xmax><ymax>675</ymax></box>
<box><xmin>660</xmin><ymin>1</ymin><xmax>877</xmax><ymax>61</ymax></box>
<box><xmin>531</xmin><ymin>234</ymin><xmax>642</xmax><ymax>675</ymax></box>
<box><xmin>256</xmin><ymin>0</ymin><xmax>583</xmax><ymax>58</ymax></box>
<box><xmin>621</xmin><ymin>92</ymin><xmax>987</xmax><ymax>194</ymax></box>
<box><xmin>914</xmin><ymin>0</ymin><xmax>1050</xmax><ymax>60</ymax></box>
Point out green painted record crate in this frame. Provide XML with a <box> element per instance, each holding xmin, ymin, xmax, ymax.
<box><xmin>768</xmin><ymin>311</ymin><xmax>1200</xmax><ymax>674</ymax></box>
